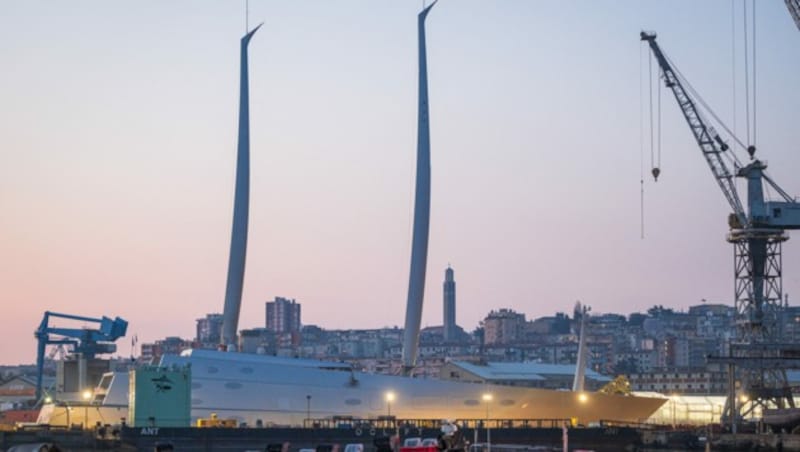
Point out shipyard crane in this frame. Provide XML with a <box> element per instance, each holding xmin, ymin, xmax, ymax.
<box><xmin>641</xmin><ymin>32</ymin><xmax>800</xmax><ymax>422</ymax></box>
<box><xmin>34</xmin><ymin>311</ymin><xmax>128</xmax><ymax>401</ymax></box>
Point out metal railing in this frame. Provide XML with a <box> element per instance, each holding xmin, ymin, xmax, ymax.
<box><xmin>301</xmin><ymin>418</ymin><xmax>574</xmax><ymax>430</ymax></box>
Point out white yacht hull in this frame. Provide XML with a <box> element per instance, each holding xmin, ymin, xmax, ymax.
<box><xmin>40</xmin><ymin>350</ymin><xmax>666</xmax><ymax>427</ymax></box>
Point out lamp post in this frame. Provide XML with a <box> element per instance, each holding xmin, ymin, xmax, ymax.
<box><xmin>385</xmin><ymin>391</ymin><xmax>395</xmax><ymax>417</ymax></box>
<box><xmin>386</xmin><ymin>391</ymin><xmax>399</xmax><ymax>449</ymax></box>
<box><xmin>740</xmin><ymin>394</ymin><xmax>750</xmax><ymax>422</ymax></box>
<box><xmin>306</xmin><ymin>395</ymin><xmax>311</xmax><ymax>425</ymax></box>
<box><xmin>670</xmin><ymin>395</ymin><xmax>677</xmax><ymax>428</ymax></box>
<box><xmin>482</xmin><ymin>393</ymin><xmax>492</xmax><ymax>452</ymax></box>
<box><xmin>82</xmin><ymin>389</ymin><xmax>92</xmax><ymax>429</ymax></box>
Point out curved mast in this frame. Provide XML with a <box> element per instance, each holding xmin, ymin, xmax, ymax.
<box><xmin>402</xmin><ymin>1</ymin><xmax>437</xmax><ymax>373</ymax></box>
<box><xmin>222</xmin><ymin>24</ymin><xmax>262</xmax><ymax>350</ymax></box>
<box><xmin>572</xmin><ymin>305</ymin><xmax>590</xmax><ymax>392</ymax></box>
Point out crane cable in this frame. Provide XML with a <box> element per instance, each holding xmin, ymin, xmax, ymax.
<box><xmin>666</xmin><ymin>53</ymin><xmax>747</xmax><ymax>165</ymax></box>
<box><xmin>731</xmin><ymin>0</ymin><xmax>737</xmax><ymax>145</ymax></box>
<box><xmin>666</xmin><ymin>54</ymin><xmax>747</xmax><ymax>175</ymax></box>
<box><xmin>648</xmin><ymin>51</ymin><xmax>655</xmax><ymax>176</ymax></box>
<box><xmin>744</xmin><ymin>0</ymin><xmax>751</xmax><ymax>147</ymax></box>
<box><xmin>640</xmin><ymin>44</ymin><xmax>645</xmax><ymax>239</ymax></box>
<box><xmin>742</xmin><ymin>0</ymin><xmax>758</xmax><ymax>156</ymax></box>
<box><xmin>753</xmin><ymin>0</ymin><xmax>757</xmax><ymax>148</ymax></box>
<box><xmin>657</xmin><ymin>63</ymin><xmax>662</xmax><ymax>172</ymax></box>
<box><xmin>647</xmin><ymin>50</ymin><xmax>661</xmax><ymax>182</ymax></box>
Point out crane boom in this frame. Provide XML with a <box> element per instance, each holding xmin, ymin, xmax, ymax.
<box><xmin>787</xmin><ymin>0</ymin><xmax>800</xmax><ymax>31</ymax></box>
<box><xmin>640</xmin><ymin>32</ymin><xmax>748</xmax><ymax>228</ymax></box>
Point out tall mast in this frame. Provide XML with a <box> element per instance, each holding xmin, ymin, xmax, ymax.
<box><xmin>402</xmin><ymin>0</ymin><xmax>437</xmax><ymax>373</ymax></box>
<box><xmin>572</xmin><ymin>305</ymin><xmax>590</xmax><ymax>392</ymax></box>
<box><xmin>221</xmin><ymin>24</ymin><xmax>262</xmax><ymax>350</ymax></box>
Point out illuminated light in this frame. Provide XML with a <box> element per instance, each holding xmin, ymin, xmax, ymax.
<box><xmin>578</xmin><ymin>393</ymin><xmax>588</xmax><ymax>403</ymax></box>
<box><xmin>740</xmin><ymin>394</ymin><xmax>749</xmax><ymax>403</ymax></box>
<box><xmin>44</xmin><ymin>396</ymin><xmax>53</xmax><ymax>404</ymax></box>
<box><xmin>82</xmin><ymin>390</ymin><xmax>92</xmax><ymax>401</ymax></box>
<box><xmin>482</xmin><ymin>393</ymin><xmax>493</xmax><ymax>402</ymax></box>
<box><xmin>385</xmin><ymin>391</ymin><xmax>395</xmax><ymax>417</ymax></box>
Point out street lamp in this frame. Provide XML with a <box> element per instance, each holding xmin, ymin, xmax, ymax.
<box><xmin>482</xmin><ymin>393</ymin><xmax>493</xmax><ymax>452</ymax></box>
<box><xmin>385</xmin><ymin>391</ymin><xmax>396</xmax><ymax>417</ymax></box>
<box><xmin>669</xmin><ymin>394</ymin><xmax>678</xmax><ymax>428</ymax></box>
<box><xmin>385</xmin><ymin>391</ymin><xmax>399</xmax><ymax>448</ymax></box>
<box><xmin>82</xmin><ymin>389</ymin><xmax>92</xmax><ymax>429</ymax></box>
<box><xmin>306</xmin><ymin>395</ymin><xmax>311</xmax><ymax>425</ymax></box>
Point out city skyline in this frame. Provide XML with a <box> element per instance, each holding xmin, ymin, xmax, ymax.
<box><xmin>1</xmin><ymin>1</ymin><xmax>800</xmax><ymax>365</ymax></box>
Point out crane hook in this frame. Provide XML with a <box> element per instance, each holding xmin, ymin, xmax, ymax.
<box><xmin>651</xmin><ymin>167</ymin><xmax>661</xmax><ymax>181</ymax></box>
<box><xmin>747</xmin><ymin>145</ymin><xmax>756</xmax><ymax>160</ymax></box>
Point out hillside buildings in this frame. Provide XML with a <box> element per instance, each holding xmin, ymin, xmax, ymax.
<box><xmin>132</xmin><ymin>293</ymin><xmax>800</xmax><ymax>398</ymax></box>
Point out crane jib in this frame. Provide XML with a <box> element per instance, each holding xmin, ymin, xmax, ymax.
<box><xmin>641</xmin><ymin>31</ymin><xmax>748</xmax><ymax>228</ymax></box>
<box><xmin>640</xmin><ymin>31</ymin><xmax>800</xmax><ymax>231</ymax></box>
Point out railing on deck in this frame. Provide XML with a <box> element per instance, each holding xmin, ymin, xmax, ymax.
<box><xmin>302</xmin><ymin>418</ymin><xmax>573</xmax><ymax>430</ymax></box>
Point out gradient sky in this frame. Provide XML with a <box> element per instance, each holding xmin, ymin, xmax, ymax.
<box><xmin>1</xmin><ymin>1</ymin><xmax>799</xmax><ymax>365</ymax></box>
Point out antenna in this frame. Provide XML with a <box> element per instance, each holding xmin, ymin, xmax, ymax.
<box><xmin>246</xmin><ymin>0</ymin><xmax>249</xmax><ymax>33</ymax></box>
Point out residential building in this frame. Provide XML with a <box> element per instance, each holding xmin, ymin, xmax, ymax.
<box><xmin>196</xmin><ymin>313</ymin><xmax>224</xmax><ymax>347</ymax></box>
<box><xmin>483</xmin><ymin>309</ymin><xmax>526</xmax><ymax>345</ymax></box>
<box><xmin>140</xmin><ymin>337</ymin><xmax>193</xmax><ymax>363</ymax></box>
<box><xmin>266</xmin><ymin>297</ymin><xmax>301</xmax><ymax>333</ymax></box>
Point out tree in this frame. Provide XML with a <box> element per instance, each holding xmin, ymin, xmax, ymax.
<box><xmin>612</xmin><ymin>356</ymin><xmax>640</xmax><ymax>375</ymax></box>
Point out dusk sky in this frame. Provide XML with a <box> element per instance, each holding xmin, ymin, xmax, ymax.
<box><xmin>1</xmin><ymin>1</ymin><xmax>799</xmax><ymax>365</ymax></box>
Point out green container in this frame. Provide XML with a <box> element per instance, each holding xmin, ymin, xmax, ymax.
<box><xmin>128</xmin><ymin>365</ymin><xmax>191</xmax><ymax>427</ymax></box>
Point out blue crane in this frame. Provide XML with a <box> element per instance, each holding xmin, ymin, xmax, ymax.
<box><xmin>34</xmin><ymin>311</ymin><xmax>128</xmax><ymax>401</ymax></box>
